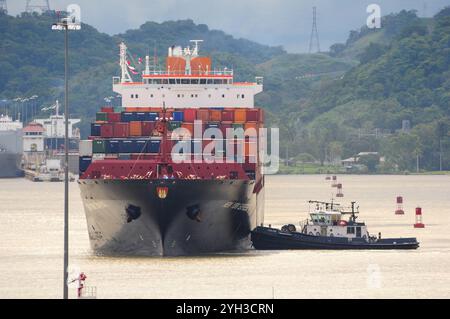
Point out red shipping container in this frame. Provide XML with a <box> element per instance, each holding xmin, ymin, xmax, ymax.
<box><xmin>244</xmin><ymin>122</ymin><xmax>258</xmax><ymax>137</ymax></box>
<box><xmin>210</xmin><ymin>110</ymin><xmax>222</xmax><ymax>122</ymax></box>
<box><xmin>234</xmin><ymin>109</ymin><xmax>247</xmax><ymax>123</ymax></box>
<box><xmin>101</xmin><ymin>106</ymin><xmax>114</xmax><ymax>113</ymax></box>
<box><xmin>129</xmin><ymin>121</ymin><xmax>143</xmax><ymax>136</ymax></box>
<box><xmin>100</xmin><ymin>123</ymin><xmax>114</xmax><ymax>138</ymax></box>
<box><xmin>181</xmin><ymin>123</ymin><xmax>194</xmax><ymax>136</ymax></box>
<box><xmin>246</xmin><ymin>109</ymin><xmax>259</xmax><ymax>122</ymax></box>
<box><xmin>259</xmin><ymin>108</ymin><xmax>265</xmax><ymax>122</ymax></box>
<box><xmin>220</xmin><ymin>122</ymin><xmax>232</xmax><ymax>137</ymax></box>
<box><xmin>197</xmin><ymin>109</ymin><xmax>210</xmax><ymax>122</ymax></box>
<box><xmin>113</xmin><ymin>122</ymin><xmax>129</xmax><ymax>138</ymax></box>
<box><xmin>184</xmin><ymin>109</ymin><xmax>197</xmax><ymax>122</ymax></box>
<box><xmin>142</xmin><ymin>121</ymin><xmax>156</xmax><ymax>136</ymax></box>
<box><xmin>107</xmin><ymin>112</ymin><xmax>121</xmax><ymax>123</ymax></box>
<box><xmin>221</xmin><ymin>110</ymin><xmax>234</xmax><ymax>122</ymax></box>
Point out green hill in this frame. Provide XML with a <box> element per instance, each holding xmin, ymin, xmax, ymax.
<box><xmin>1</xmin><ymin>8</ymin><xmax>449</xmax><ymax>172</ymax></box>
<box><xmin>289</xmin><ymin>8</ymin><xmax>450</xmax><ymax>172</ymax></box>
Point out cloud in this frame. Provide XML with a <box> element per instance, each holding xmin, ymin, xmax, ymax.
<box><xmin>6</xmin><ymin>0</ymin><xmax>450</xmax><ymax>52</ymax></box>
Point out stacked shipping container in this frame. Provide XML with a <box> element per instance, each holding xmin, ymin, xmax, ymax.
<box><xmin>80</xmin><ymin>106</ymin><xmax>264</xmax><ymax>176</ymax></box>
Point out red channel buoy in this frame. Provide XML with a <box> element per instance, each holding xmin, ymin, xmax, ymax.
<box><xmin>414</xmin><ymin>207</ymin><xmax>425</xmax><ymax>228</ymax></box>
<box><xmin>336</xmin><ymin>183</ymin><xmax>344</xmax><ymax>197</ymax></box>
<box><xmin>395</xmin><ymin>196</ymin><xmax>405</xmax><ymax>215</ymax></box>
<box><xmin>331</xmin><ymin>175</ymin><xmax>338</xmax><ymax>187</ymax></box>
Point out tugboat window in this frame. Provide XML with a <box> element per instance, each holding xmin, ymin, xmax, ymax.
<box><xmin>347</xmin><ymin>227</ymin><xmax>355</xmax><ymax>234</ymax></box>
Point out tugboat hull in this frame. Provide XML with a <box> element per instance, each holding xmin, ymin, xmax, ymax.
<box><xmin>251</xmin><ymin>227</ymin><xmax>419</xmax><ymax>250</ymax></box>
<box><xmin>79</xmin><ymin>179</ymin><xmax>264</xmax><ymax>256</ymax></box>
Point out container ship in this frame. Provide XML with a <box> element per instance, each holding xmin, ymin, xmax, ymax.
<box><xmin>0</xmin><ymin>114</ymin><xmax>23</xmax><ymax>178</ymax></box>
<box><xmin>78</xmin><ymin>41</ymin><xmax>265</xmax><ymax>256</ymax></box>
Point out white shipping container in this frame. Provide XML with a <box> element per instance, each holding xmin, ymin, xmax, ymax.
<box><xmin>92</xmin><ymin>154</ymin><xmax>105</xmax><ymax>161</ymax></box>
<box><xmin>79</xmin><ymin>140</ymin><xmax>93</xmax><ymax>157</ymax></box>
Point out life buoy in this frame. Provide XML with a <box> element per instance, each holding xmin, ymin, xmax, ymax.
<box><xmin>338</xmin><ymin>220</ymin><xmax>348</xmax><ymax>226</ymax></box>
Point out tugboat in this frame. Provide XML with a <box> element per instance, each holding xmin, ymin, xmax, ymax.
<box><xmin>251</xmin><ymin>200</ymin><xmax>419</xmax><ymax>250</ymax></box>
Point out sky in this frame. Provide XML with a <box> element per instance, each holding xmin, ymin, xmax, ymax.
<box><xmin>6</xmin><ymin>0</ymin><xmax>450</xmax><ymax>52</ymax></box>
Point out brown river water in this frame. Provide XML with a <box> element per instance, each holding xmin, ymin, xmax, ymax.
<box><xmin>0</xmin><ymin>175</ymin><xmax>449</xmax><ymax>299</ymax></box>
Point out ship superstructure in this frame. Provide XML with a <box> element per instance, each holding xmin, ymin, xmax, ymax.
<box><xmin>0</xmin><ymin>114</ymin><xmax>23</xmax><ymax>178</ymax></box>
<box><xmin>78</xmin><ymin>41</ymin><xmax>266</xmax><ymax>256</ymax></box>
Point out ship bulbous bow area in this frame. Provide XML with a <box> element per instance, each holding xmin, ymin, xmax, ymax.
<box><xmin>79</xmin><ymin>179</ymin><xmax>264</xmax><ymax>256</ymax></box>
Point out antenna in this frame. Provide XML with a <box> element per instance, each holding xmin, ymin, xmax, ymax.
<box><xmin>308</xmin><ymin>6</ymin><xmax>321</xmax><ymax>54</ymax></box>
<box><xmin>119</xmin><ymin>42</ymin><xmax>133</xmax><ymax>83</ymax></box>
<box><xmin>190</xmin><ymin>40</ymin><xmax>203</xmax><ymax>56</ymax></box>
<box><xmin>25</xmin><ymin>0</ymin><xmax>50</xmax><ymax>13</ymax></box>
<box><xmin>422</xmin><ymin>2</ymin><xmax>428</xmax><ymax>18</ymax></box>
<box><xmin>0</xmin><ymin>0</ymin><xmax>7</xmax><ymax>14</ymax></box>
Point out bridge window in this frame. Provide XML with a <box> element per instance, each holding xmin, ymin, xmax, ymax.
<box><xmin>181</xmin><ymin>79</ymin><xmax>189</xmax><ymax>85</ymax></box>
<box><xmin>347</xmin><ymin>227</ymin><xmax>355</xmax><ymax>234</ymax></box>
<box><xmin>200</xmin><ymin>79</ymin><xmax>207</xmax><ymax>84</ymax></box>
<box><xmin>169</xmin><ymin>79</ymin><xmax>176</xmax><ymax>84</ymax></box>
<box><xmin>191</xmin><ymin>79</ymin><xmax>199</xmax><ymax>84</ymax></box>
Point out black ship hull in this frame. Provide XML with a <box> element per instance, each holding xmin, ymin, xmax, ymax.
<box><xmin>251</xmin><ymin>227</ymin><xmax>419</xmax><ymax>250</ymax></box>
<box><xmin>0</xmin><ymin>153</ymin><xmax>23</xmax><ymax>178</ymax></box>
<box><xmin>79</xmin><ymin>179</ymin><xmax>264</xmax><ymax>256</ymax></box>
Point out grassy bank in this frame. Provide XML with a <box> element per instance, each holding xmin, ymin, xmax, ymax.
<box><xmin>276</xmin><ymin>163</ymin><xmax>450</xmax><ymax>175</ymax></box>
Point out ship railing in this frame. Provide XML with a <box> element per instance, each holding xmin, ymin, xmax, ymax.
<box><xmin>144</xmin><ymin>69</ymin><xmax>234</xmax><ymax>76</ymax></box>
<box><xmin>113</xmin><ymin>76</ymin><xmax>121</xmax><ymax>85</ymax></box>
<box><xmin>299</xmin><ymin>219</ymin><xmax>309</xmax><ymax>233</ymax></box>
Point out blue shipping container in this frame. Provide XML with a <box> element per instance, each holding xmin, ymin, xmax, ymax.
<box><xmin>119</xmin><ymin>140</ymin><xmax>136</xmax><ymax>153</ymax></box>
<box><xmin>106</xmin><ymin>140</ymin><xmax>120</xmax><ymax>153</ymax></box>
<box><xmin>135</xmin><ymin>140</ymin><xmax>148</xmax><ymax>153</ymax></box>
<box><xmin>147</xmin><ymin>140</ymin><xmax>161</xmax><ymax>153</ymax></box>
<box><xmin>172</xmin><ymin>111</ymin><xmax>184</xmax><ymax>122</ymax></box>
<box><xmin>91</xmin><ymin>123</ymin><xmax>102</xmax><ymax>136</ymax></box>
<box><xmin>121</xmin><ymin>112</ymin><xmax>137</xmax><ymax>122</ymax></box>
<box><xmin>135</xmin><ymin>112</ymin><xmax>158</xmax><ymax>121</ymax></box>
<box><xmin>148</xmin><ymin>112</ymin><xmax>159</xmax><ymax>121</ymax></box>
<box><xmin>79</xmin><ymin>156</ymin><xmax>92</xmax><ymax>174</ymax></box>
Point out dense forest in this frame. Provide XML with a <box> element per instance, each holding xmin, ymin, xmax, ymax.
<box><xmin>0</xmin><ymin>8</ymin><xmax>449</xmax><ymax>172</ymax></box>
<box><xmin>284</xmin><ymin>9</ymin><xmax>450</xmax><ymax>172</ymax></box>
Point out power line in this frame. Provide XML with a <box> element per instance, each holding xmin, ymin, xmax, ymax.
<box><xmin>308</xmin><ymin>6</ymin><xmax>321</xmax><ymax>54</ymax></box>
<box><xmin>25</xmin><ymin>0</ymin><xmax>50</xmax><ymax>13</ymax></box>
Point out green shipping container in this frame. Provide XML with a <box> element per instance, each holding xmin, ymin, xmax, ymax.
<box><xmin>92</xmin><ymin>139</ymin><xmax>106</xmax><ymax>153</ymax></box>
<box><xmin>96</xmin><ymin>112</ymin><xmax>108</xmax><ymax>122</ymax></box>
<box><xmin>168</xmin><ymin>121</ymin><xmax>182</xmax><ymax>131</ymax></box>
